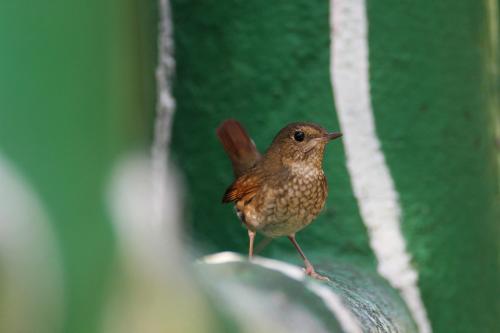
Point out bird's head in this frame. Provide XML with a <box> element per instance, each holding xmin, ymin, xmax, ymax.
<box><xmin>265</xmin><ymin>122</ymin><xmax>342</xmax><ymax>168</ymax></box>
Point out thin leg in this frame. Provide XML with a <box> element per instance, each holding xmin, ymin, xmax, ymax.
<box><xmin>248</xmin><ymin>229</ymin><xmax>256</xmax><ymax>260</ymax></box>
<box><xmin>288</xmin><ymin>234</ymin><xmax>329</xmax><ymax>281</ymax></box>
<box><xmin>288</xmin><ymin>234</ymin><xmax>314</xmax><ymax>272</ymax></box>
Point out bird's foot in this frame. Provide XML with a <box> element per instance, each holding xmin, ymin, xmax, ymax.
<box><xmin>305</xmin><ymin>265</ymin><xmax>330</xmax><ymax>282</ymax></box>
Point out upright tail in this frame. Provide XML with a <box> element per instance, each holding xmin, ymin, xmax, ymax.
<box><xmin>216</xmin><ymin>119</ymin><xmax>261</xmax><ymax>177</ymax></box>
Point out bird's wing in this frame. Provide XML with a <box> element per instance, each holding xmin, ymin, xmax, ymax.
<box><xmin>222</xmin><ymin>172</ymin><xmax>262</xmax><ymax>203</ymax></box>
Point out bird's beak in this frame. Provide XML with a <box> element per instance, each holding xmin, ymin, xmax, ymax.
<box><xmin>306</xmin><ymin>132</ymin><xmax>343</xmax><ymax>153</ymax></box>
<box><xmin>326</xmin><ymin>132</ymin><xmax>342</xmax><ymax>141</ymax></box>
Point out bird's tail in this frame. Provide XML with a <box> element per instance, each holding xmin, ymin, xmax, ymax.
<box><xmin>216</xmin><ymin>119</ymin><xmax>261</xmax><ymax>177</ymax></box>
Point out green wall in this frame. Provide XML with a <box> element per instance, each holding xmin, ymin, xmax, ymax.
<box><xmin>171</xmin><ymin>0</ymin><xmax>375</xmax><ymax>268</ymax></box>
<box><xmin>367</xmin><ymin>1</ymin><xmax>500</xmax><ymax>331</ymax></box>
<box><xmin>0</xmin><ymin>1</ymin><xmax>156</xmax><ymax>332</ymax></box>
<box><xmin>171</xmin><ymin>1</ymin><xmax>500</xmax><ymax>332</ymax></box>
<box><xmin>0</xmin><ymin>0</ymin><xmax>498</xmax><ymax>332</ymax></box>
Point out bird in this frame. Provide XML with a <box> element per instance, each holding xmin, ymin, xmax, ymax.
<box><xmin>216</xmin><ymin>119</ymin><xmax>342</xmax><ymax>280</ymax></box>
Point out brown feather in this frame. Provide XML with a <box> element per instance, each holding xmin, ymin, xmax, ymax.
<box><xmin>216</xmin><ymin>119</ymin><xmax>261</xmax><ymax>177</ymax></box>
<box><xmin>222</xmin><ymin>173</ymin><xmax>261</xmax><ymax>203</ymax></box>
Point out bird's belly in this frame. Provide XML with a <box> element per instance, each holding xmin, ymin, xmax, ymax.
<box><xmin>242</xmin><ymin>175</ymin><xmax>327</xmax><ymax>238</ymax></box>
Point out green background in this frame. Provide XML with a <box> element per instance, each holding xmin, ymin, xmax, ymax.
<box><xmin>367</xmin><ymin>1</ymin><xmax>500</xmax><ymax>331</ymax></box>
<box><xmin>0</xmin><ymin>0</ymin><xmax>498</xmax><ymax>332</ymax></box>
<box><xmin>171</xmin><ymin>0</ymin><xmax>375</xmax><ymax>268</ymax></box>
<box><xmin>171</xmin><ymin>1</ymin><xmax>500</xmax><ymax>332</ymax></box>
<box><xmin>0</xmin><ymin>1</ymin><xmax>156</xmax><ymax>332</ymax></box>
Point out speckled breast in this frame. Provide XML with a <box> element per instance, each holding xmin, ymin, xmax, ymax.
<box><xmin>244</xmin><ymin>165</ymin><xmax>328</xmax><ymax>238</ymax></box>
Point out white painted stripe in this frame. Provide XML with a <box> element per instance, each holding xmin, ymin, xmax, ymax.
<box><xmin>202</xmin><ymin>252</ymin><xmax>363</xmax><ymax>333</ymax></box>
<box><xmin>152</xmin><ymin>0</ymin><xmax>176</xmax><ymax>228</ymax></box>
<box><xmin>329</xmin><ymin>1</ymin><xmax>432</xmax><ymax>333</ymax></box>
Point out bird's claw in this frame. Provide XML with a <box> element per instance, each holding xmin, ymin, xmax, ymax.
<box><xmin>304</xmin><ymin>266</ymin><xmax>330</xmax><ymax>281</ymax></box>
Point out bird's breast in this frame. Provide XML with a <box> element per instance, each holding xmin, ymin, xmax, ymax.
<box><xmin>238</xmin><ymin>164</ymin><xmax>328</xmax><ymax>237</ymax></box>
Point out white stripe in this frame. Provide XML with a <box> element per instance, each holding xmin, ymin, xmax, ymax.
<box><xmin>152</xmin><ymin>0</ymin><xmax>176</xmax><ymax>228</ymax></box>
<box><xmin>329</xmin><ymin>1</ymin><xmax>432</xmax><ymax>333</ymax></box>
<box><xmin>202</xmin><ymin>252</ymin><xmax>362</xmax><ymax>333</ymax></box>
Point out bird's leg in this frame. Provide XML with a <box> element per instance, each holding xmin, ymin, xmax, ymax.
<box><xmin>288</xmin><ymin>234</ymin><xmax>314</xmax><ymax>273</ymax></box>
<box><xmin>288</xmin><ymin>234</ymin><xmax>329</xmax><ymax>281</ymax></box>
<box><xmin>248</xmin><ymin>229</ymin><xmax>256</xmax><ymax>260</ymax></box>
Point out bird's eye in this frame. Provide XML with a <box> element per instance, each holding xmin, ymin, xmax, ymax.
<box><xmin>293</xmin><ymin>131</ymin><xmax>305</xmax><ymax>142</ymax></box>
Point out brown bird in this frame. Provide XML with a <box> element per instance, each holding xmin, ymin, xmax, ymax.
<box><xmin>216</xmin><ymin>119</ymin><xmax>342</xmax><ymax>280</ymax></box>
